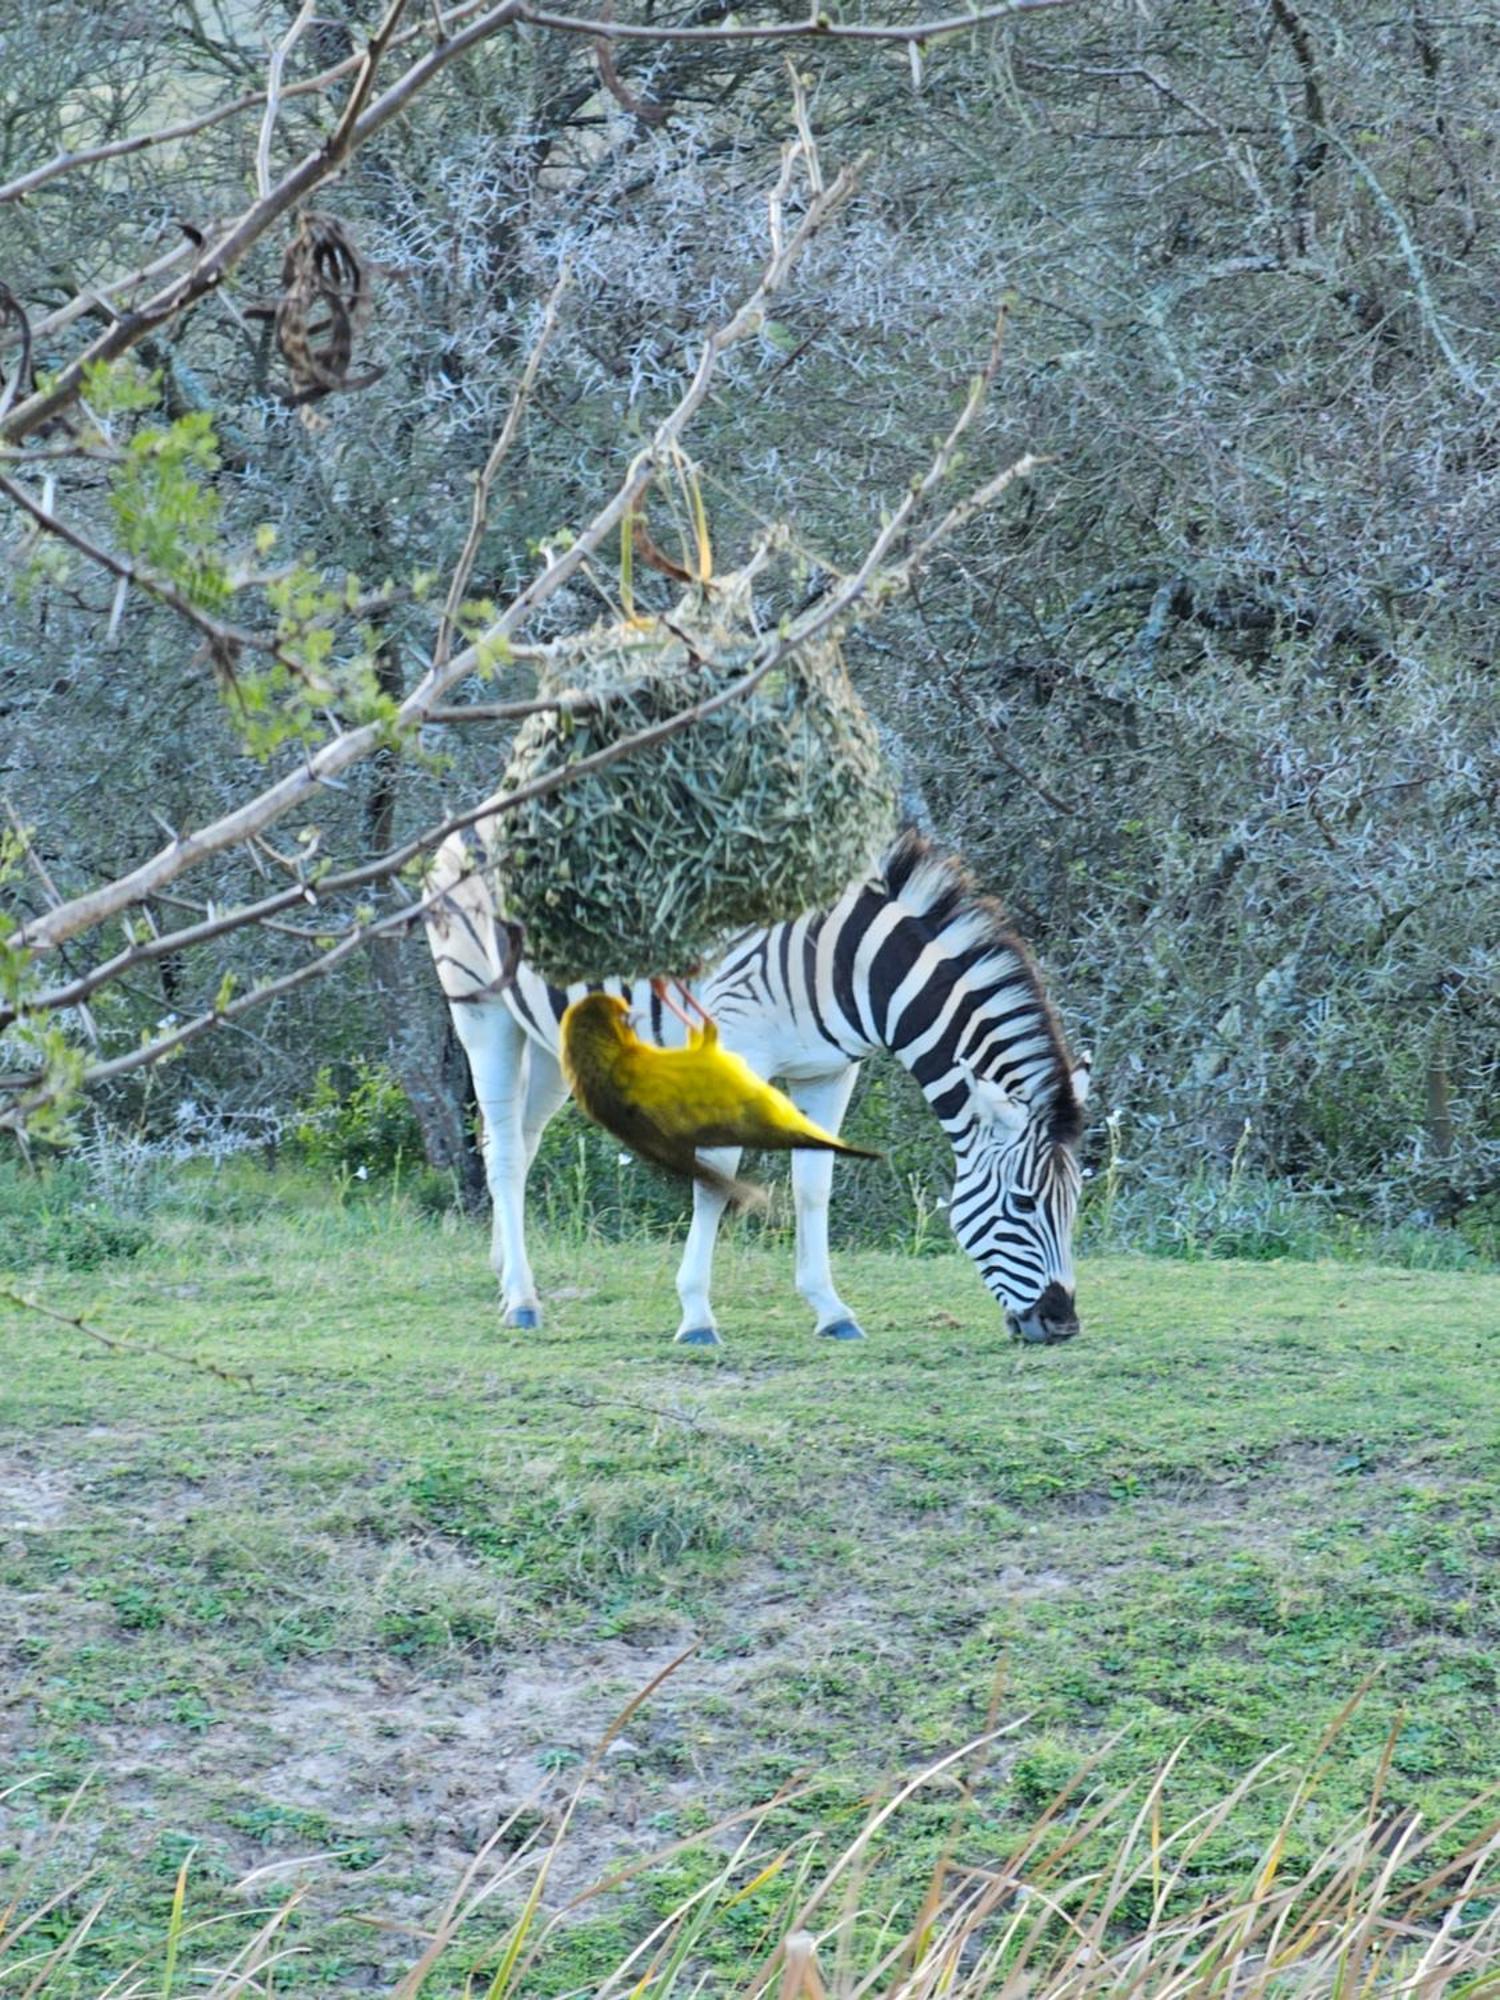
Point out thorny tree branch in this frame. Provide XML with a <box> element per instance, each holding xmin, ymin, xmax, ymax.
<box><xmin>519</xmin><ymin>0</ymin><xmax>1073</xmax><ymax>44</ymax></box>
<box><xmin>434</xmin><ymin>265</ymin><xmax>571</xmax><ymax>672</ymax></box>
<box><xmin>6</xmin><ymin>148</ymin><xmax>861</xmax><ymax>964</ymax></box>
<box><xmin>0</xmin><ymin>288</ymin><xmax>31</xmax><ymax>424</ymax></box>
<box><xmin>256</xmin><ymin>1</ymin><xmax>320</xmax><ymax>202</ymax></box>
<box><xmin>327</xmin><ymin>0</ymin><xmax>416</xmax><ymax>159</ymax></box>
<box><xmin>1324</xmin><ymin>126</ymin><xmax>1485</xmax><ymax>401</ymax></box>
<box><xmin>0</xmin><ymin>0</ymin><xmax>533</xmax><ymax>445</ymax></box>
<box><xmin>0</xmin><ymin>1285</ymin><xmax>254</xmax><ymax>1387</ymax></box>
<box><xmin>0</xmin><ymin>0</ymin><xmax>499</xmax><ymax>208</ymax></box>
<box><xmin>0</xmin><ymin>469</ymin><xmax>307</xmax><ymax>678</ymax></box>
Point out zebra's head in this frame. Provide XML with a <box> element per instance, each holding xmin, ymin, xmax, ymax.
<box><xmin>949</xmin><ymin>1053</ymin><xmax>1092</xmax><ymax>1343</ymax></box>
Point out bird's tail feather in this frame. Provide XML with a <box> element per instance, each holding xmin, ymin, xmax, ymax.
<box><xmin>767</xmin><ymin>1130</ymin><xmax>883</xmax><ymax>1161</ymax></box>
<box><xmin>692</xmin><ymin>1156</ymin><xmax>770</xmax><ymax>1215</ymax></box>
<box><xmin>822</xmin><ymin>1137</ymin><xmax>882</xmax><ymax>1161</ymax></box>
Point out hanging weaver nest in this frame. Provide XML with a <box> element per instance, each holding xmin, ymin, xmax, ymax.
<box><xmin>485</xmin><ymin>559</ymin><xmax>895</xmax><ymax>983</ymax></box>
<box><xmin>274</xmin><ymin>213</ymin><xmax>382</xmax><ymax>408</ymax></box>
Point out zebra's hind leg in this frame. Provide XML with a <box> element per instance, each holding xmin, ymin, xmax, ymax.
<box><xmin>786</xmin><ymin>1069</ymin><xmax>866</xmax><ymax>1341</ymax></box>
<box><xmin>451</xmin><ymin>1000</ymin><xmax>544</xmax><ymax>1328</ymax></box>
<box><xmin>674</xmin><ymin>1146</ymin><xmax>743</xmax><ymax>1346</ymax></box>
<box><xmin>507</xmin><ymin>1042</ymin><xmax>569</xmax><ymax>1327</ymax></box>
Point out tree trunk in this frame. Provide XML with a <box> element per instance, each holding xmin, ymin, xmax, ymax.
<box><xmin>1425</xmin><ymin>1036</ymin><xmax>1455</xmax><ymax>1160</ymax></box>
<box><xmin>361</xmin><ymin>643</ymin><xmax>485</xmax><ymax>1197</ymax></box>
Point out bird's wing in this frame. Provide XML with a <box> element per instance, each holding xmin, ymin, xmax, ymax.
<box><xmin>573</xmin><ymin>1059</ymin><xmax>766</xmax><ymax>1213</ymax></box>
<box><xmin>572</xmin><ymin>1063</ymin><xmax>674</xmax><ymax>1160</ymax></box>
<box><xmin>689</xmin><ymin>1060</ymin><xmax>884</xmax><ymax>1158</ymax></box>
<box><xmin>626</xmin><ymin>1044</ymin><xmax>743</xmax><ymax>1141</ymax></box>
<box><xmin>636</xmin><ymin>1043</ymin><xmax>884</xmax><ymax>1159</ymax></box>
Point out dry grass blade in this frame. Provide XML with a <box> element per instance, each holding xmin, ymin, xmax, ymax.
<box><xmin>779</xmin><ymin>1930</ymin><xmax>829</xmax><ymax>1999</ymax></box>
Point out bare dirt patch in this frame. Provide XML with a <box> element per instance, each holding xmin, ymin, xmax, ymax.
<box><xmin>242</xmin><ymin>1639</ymin><xmax>712</xmax><ymax>1893</ymax></box>
<box><xmin>74</xmin><ymin>1629</ymin><xmax>766</xmax><ymax>1934</ymax></box>
<box><xmin>0</xmin><ymin>1455</ymin><xmax>76</xmax><ymax>1534</ymax></box>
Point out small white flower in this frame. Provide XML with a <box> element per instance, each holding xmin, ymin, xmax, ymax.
<box><xmin>617</xmin><ymin>1153</ymin><xmax>633</xmax><ymax>1167</ymax></box>
<box><xmin>354</xmin><ymin>1164</ymin><xmax>369</xmax><ymax>1181</ymax></box>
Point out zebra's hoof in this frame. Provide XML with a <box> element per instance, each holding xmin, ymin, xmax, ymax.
<box><xmin>676</xmin><ymin>1326</ymin><xmax>723</xmax><ymax>1348</ymax></box>
<box><xmin>818</xmin><ymin>1318</ymin><xmax>866</xmax><ymax>1341</ymax></box>
<box><xmin>504</xmin><ymin>1305</ymin><xmax>541</xmax><ymax>1330</ymax></box>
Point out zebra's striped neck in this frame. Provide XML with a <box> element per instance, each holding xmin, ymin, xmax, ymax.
<box><xmin>817</xmin><ymin>839</ymin><xmax>1079</xmax><ymax>1141</ymax></box>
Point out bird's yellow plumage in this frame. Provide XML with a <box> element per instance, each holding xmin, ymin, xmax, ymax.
<box><xmin>560</xmin><ymin>992</ymin><xmax>879</xmax><ymax>1211</ymax></box>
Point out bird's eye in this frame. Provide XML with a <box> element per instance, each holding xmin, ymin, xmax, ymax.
<box><xmin>1012</xmin><ymin>1190</ymin><xmax>1039</xmax><ymax>1215</ymax></box>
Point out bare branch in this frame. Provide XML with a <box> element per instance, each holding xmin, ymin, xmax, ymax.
<box><xmin>256</xmin><ymin>1</ymin><xmax>320</xmax><ymax>202</ymax></box>
<box><xmin>1324</xmin><ymin>127</ymin><xmax>1486</xmax><ymax>402</ymax></box>
<box><xmin>519</xmin><ymin>0</ymin><xmax>1073</xmax><ymax>45</ymax></box>
<box><xmin>434</xmin><ymin>264</ymin><xmax>571</xmax><ymax>671</ymax></box>
<box><xmin>327</xmin><ymin>0</ymin><xmax>416</xmax><ymax>159</ymax></box>
<box><xmin>0</xmin><ymin>288</ymin><xmax>31</xmax><ymax>424</ymax></box>
<box><xmin>21</xmin><ymin>239</ymin><xmax>201</xmax><ymax>352</ymax></box>
<box><xmin>0</xmin><ymin>469</ymin><xmax>289</xmax><ymax>671</ymax></box>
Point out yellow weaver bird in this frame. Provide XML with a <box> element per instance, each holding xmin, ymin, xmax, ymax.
<box><xmin>560</xmin><ymin>990</ymin><xmax>880</xmax><ymax>1212</ymax></box>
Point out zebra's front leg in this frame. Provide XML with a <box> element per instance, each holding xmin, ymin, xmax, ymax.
<box><xmin>786</xmin><ymin>1068</ymin><xmax>866</xmax><ymax>1341</ymax></box>
<box><xmin>452</xmin><ymin>1002</ymin><xmax>544</xmax><ymax>1329</ymax></box>
<box><xmin>674</xmin><ymin>1146</ymin><xmax>743</xmax><ymax>1347</ymax></box>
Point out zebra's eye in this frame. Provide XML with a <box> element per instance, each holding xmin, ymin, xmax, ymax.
<box><xmin>1012</xmin><ymin>1190</ymin><xmax>1039</xmax><ymax>1214</ymax></box>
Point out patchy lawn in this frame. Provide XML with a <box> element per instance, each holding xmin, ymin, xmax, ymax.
<box><xmin>3</xmin><ymin>1209</ymin><xmax>1498</xmax><ymax>1992</ymax></box>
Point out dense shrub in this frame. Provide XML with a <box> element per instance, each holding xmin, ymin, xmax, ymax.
<box><xmin>291</xmin><ymin>1060</ymin><xmax>428</xmax><ymax>1184</ymax></box>
<box><xmin>0</xmin><ymin>1163</ymin><xmax>153</xmax><ymax>1270</ymax></box>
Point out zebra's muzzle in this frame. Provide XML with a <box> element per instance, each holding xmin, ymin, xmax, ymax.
<box><xmin>1008</xmin><ymin>1281</ymin><xmax>1079</xmax><ymax>1345</ymax></box>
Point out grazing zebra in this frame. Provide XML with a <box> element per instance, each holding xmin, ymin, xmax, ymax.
<box><xmin>423</xmin><ymin>829</ymin><xmax>1091</xmax><ymax>1346</ymax></box>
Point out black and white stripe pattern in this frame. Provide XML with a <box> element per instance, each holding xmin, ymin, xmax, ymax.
<box><xmin>426</xmin><ymin>828</ymin><xmax>1089</xmax><ymax>1341</ymax></box>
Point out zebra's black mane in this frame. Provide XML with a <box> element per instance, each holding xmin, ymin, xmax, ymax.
<box><xmin>879</xmin><ymin>830</ymin><xmax>1084</xmax><ymax>1149</ymax></box>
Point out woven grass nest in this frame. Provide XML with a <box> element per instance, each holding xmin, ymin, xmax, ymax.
<box><xmin>486</xmin><ymin>565</ymin><xmax>895</xmax><ymax>982</ymax></box>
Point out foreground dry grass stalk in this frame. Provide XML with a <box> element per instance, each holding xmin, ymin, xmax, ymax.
<box><xmin>5</xmin><ymin>1706</ymin><xmax>1500</xmax><ymax>1998</ymax></box>
<box><xmin>419</xmin><ymin>1682</ymin><xmax>1500</xmax><ymax>1999</ymax></box>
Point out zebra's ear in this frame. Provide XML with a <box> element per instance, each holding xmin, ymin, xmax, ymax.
<box><xmin>1071</xmin><ymin>1050</ymin><xmax>1093</xmax><ymax>1106</ymax></box>
<box><xmin>970</xmin><ymin>1073</ymin><xmax>1030</xmax><ymax>1133</ymax></box>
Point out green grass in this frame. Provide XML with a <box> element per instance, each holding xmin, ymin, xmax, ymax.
<box><xmin>2</xmin><ymin>1196</ymin><xmax>1499</xmax><ymax>1993</ymax></box>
